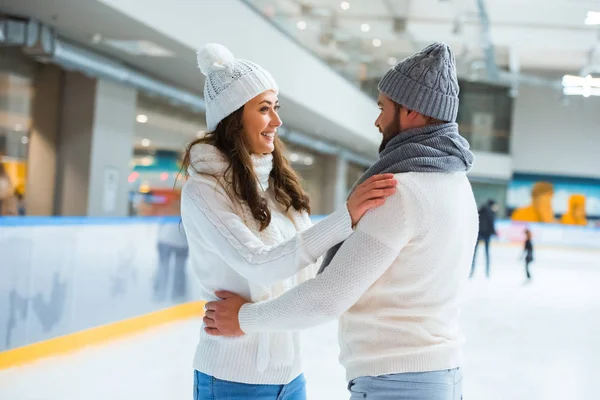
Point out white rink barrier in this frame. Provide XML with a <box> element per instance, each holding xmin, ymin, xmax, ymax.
<box><xmin>1</xmin><ymin>216</ymin><xmax>597</xmax><ymax>353</ymax></box>
<box><xmin>494</xmin><ymin>220</ymin><xmax>600</xmax><ymax>250</ymax></box>
<box><xmin>0</xmin><ymin>216</ymin><xmax>198</xmax><ymax>353</ymax></box>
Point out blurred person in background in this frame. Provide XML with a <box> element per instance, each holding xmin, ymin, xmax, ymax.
<box><xmin>14</xmin><ymin>189</ymin><xmax>26</xmax><ymax>216</ymax></box>
<box><xmin>561</xmin><ymin>194</ymin><xmax>587</xmax><ymax>226</ymax></box>
<box><xmin>154</xmin><ymin>194</ymin><xmax>189</xmax><ymax>301</ymax></box>
<box><xmin>205</xmin><ymin>42</ymin><xmax>477</xmax><ymax>400</ymax></box>
<box><xmin>0</xmin><ymin>163</ymin><xmax>18</xmax><ymax>216</ymax></box>
<box><xmin>469</xmin><ymin>199</ymin><xmax>499</xmax><ymax>279</ymax></box>
<box><xmin>180</xmin><ymin>44</ymin><xmax>396</xmax><ymax>400</ymax></box>
<box><xmin>512</xmin><ymin>181</ymin><xmax>556</xmax><ymax>223</ymax></box>
<box><xmin>522</xmin><ymin>229</ymin><xmax>534</xmax><ymax>283</ymax></box>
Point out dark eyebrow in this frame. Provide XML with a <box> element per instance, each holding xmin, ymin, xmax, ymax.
<box><xmin>259</xmin><ymin>100</ymin><xmax>279</xmax><ymax>106</ymax></box>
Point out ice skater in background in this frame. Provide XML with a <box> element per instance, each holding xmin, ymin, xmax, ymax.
<box><xmin>522</xmin><ymin>229</ymin><xmax>534</xmax><ymax>283</ymax></box>
<box><xmin>469</xmin><ymin>199</ymin><xmax>499</xmax><ymax>279</ymax></box>
<box><xmin>154</xmin><ymin>195</ymin><xmax>189</xmax><ymax>301</ymax></box>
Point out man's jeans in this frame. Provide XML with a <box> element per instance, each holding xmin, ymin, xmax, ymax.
<box><xmin>194</xmin><ymin>371</ymin><xmax>306</xmax><ymax>400</ymax></box>
<box><xmin>348</xmin><ymin>368</ymin><xmax>463</xmax><ymax>399</ymax></box>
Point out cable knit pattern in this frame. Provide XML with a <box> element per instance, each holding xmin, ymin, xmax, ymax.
<box><xmin>238</xmin><ymin>172</ymin><xmax>479</xmax><ymax>382</ymax></box>
<box><xmin>181</xmin><ymin>143</ymin><xmax>354</xmax><ymax>384</ymax></box>
<box><xmin>197</xmin><ymin>44</ymin><xmax>279</xmax><ymax>131</ymax></box>
<box><xmin>378</xmin><ymin>42</ymin><xmax>460</xmax><ymax>122</ymax></box>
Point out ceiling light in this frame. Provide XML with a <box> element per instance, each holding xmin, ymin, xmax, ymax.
<box><xmin>361</xmin><ymin>24</ymin><xmax>371</xmax><ymax>33</ymax></box>
<box><xmin>91</xmin><ymin>34</ymin><xmax>102</xmax><ymax>44</ymax></box>
<box><xmin>585</xmin><ymin>11</ymin><xmax>600</xmax><ymax>25</ymax></box>
<box><xmin>388</xmin><ymin>57</ymin><xmax>398</xmax><ymax>65</ymax></box>
<box><xmin>136</xmin><ymin>114</ymin><xmax>148</xmax><ymax>123</ymax></box>
<box><xmin>102</xmin><ymin>39</ymin><xmax>174</xmax><ymax>57</ymax></box>
<box><xmin>372</xmin><ymin>38</ymin><xmax>382</xmax><ymax>48</ymax></box>
<box><xmin>141</xmin><ymin>138</ymin><xmax>151</xmax><ymax>147</ymax></box>
<box><xmin>297</xmin><ymin>21</ymin><xmax>307</xmax><ymax>30</ymax></box>
<box><xmin>290</xmin><ymin>153</ymin><xmax>300</xmax><ymax>162</ymax></box>
<box><xmin>303</xmin><ymin>156</ymin><xmax>314</xmax><ymax>166</ymax></box>
<box><xmin>563</xmin><ymin>86</ymin><xmax>600</xmax><ymax>97</ymax></box>
<box><xmin>21</xmin><ymin>136</ymin><xmax>29</xmax><ymax>145</ymax></box>
<box><xmin>341</xmin><ymin>1</ymin><xmax>350</xmax><ymax>10</ymax></box>
<box><xmin>562</xmin><ymin>74</ymin><xmax>600</xmax><ymax>88</ymax></box>
<box><xmin>562</xmin><ymin>75</ymin><xmax>600</xmax><ymax>97</ymax></box>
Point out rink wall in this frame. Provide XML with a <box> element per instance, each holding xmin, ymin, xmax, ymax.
<box><xmin>494</xmin><ymin>220</ymin><xmax>600</xmax><ymax>250</ymax></box>
<box><xmin>0</xmin><ymin>217</ymin><xmax>204</xmax><ymax>369</ymax></box>
<box><xmin>312</xmin><ymin>216</ymin><xmax>600</xmax><ymax>250</ymax></box>
<box><xmin>1</xmin><ymin>217</ymin><xmax>598</xmax><ymax>369</ymax></box>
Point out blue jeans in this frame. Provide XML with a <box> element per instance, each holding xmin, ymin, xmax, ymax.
<box><xmin>193</xmin><ymin>371</ymin><xmax>306</xmax><ymax>400</ymax></box>
<box><xmin>347</xmin><ymin>368</ymin><xmax>463</xmax><ymax>399</ymax></box>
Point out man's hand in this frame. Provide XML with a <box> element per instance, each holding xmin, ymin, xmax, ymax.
<box><xmin>203</xmin><ymin>291</ymin><xmax>250</xmax><ymax>337</ymax></box>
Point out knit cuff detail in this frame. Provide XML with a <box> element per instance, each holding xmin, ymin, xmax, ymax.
<box><xmin>239</xmin><ymin>303</ymin><xmax>260</xmax><ymax>334</ymax></box>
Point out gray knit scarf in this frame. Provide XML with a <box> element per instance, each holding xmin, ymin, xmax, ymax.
<box><xmin>318</xmin><ymin>122</ymin><xmax>474</xmax><ymax>274</ymax></box>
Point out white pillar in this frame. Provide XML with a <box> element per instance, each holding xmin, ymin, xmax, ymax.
<box><xmin>26</xmin><ymin>64</ymin><xmax>62</xmax><ymax>215</ymax></box>
<box><xmin>321</xmin><ymin>154</ymin><xmax>349</xmax><ymax>214</ymax></box>
<box><xmin>55</xmin><ymin>72</ymin><xmax>136</xmax><ymax>216</ymax></box>
<box><xmin>334</xmin><ymin>155</ymin><xmax>349</xmax><ymax>210</ymax></box>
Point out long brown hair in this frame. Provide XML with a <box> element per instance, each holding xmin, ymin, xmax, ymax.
<box><xmin>182</xmin><ymin>106</ymin><xmax>310</xmax><ymax>231</ymax></box>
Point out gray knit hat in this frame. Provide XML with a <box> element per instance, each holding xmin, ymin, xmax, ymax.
<box><xmin>378</xmin><ymin>42</ymin><xmax>460</xmax><ymax>122</ymax></box>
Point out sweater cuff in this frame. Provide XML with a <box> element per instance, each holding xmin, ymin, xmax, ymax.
<box><xmin>239</xmin><ymin>303</ymin><xmax>260</xmax><ymax>334</ymax></box>
<box><xmin>302</xmin><ymin>204</ymin><xmax>354</xmax><ymax>259</ymax></box>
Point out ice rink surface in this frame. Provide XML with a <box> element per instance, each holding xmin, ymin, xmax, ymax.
<box><xmin>1</xmin><ymin>244</ymin><xmax>599</xmax><ymax>400</ymax></box>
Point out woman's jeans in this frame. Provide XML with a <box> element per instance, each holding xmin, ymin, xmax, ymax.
<box><xmin>348</xmin><ymin>368</ymin><xmax>463</xmax><ymax>399</ymax></box>
<box><xmin>194</xmin><ymin>371</ymin><xmax>306</xmax><ymax>400</ymax></box>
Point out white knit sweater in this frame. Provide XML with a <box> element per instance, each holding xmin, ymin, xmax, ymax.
<box><xmin>180</xmin><ymin>144</ymin><xmax>354</xmax><ymax>384</ymax></box>
<box><xmin>239</xmin><ymin>172</ymin><xmax>479</xmax><ymax>382</ymax></box>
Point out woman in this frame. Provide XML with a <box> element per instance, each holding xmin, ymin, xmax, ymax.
<box><xmin>180</xmin><ymin>44</ymin><xmax>396</xmax><ymax>400</ymax></box>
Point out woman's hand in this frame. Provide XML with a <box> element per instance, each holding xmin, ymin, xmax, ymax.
<box><xmin>347</xmin><ymin>174</ymin><xmax>397</xmax><ymax>226</ymax></box>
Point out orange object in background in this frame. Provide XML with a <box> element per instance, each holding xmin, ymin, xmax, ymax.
<box><xmin>511</xmin><ymin>182</ymin><xmax>556</xmax><ymax>223</ymax></box>
<box><xmin>0</xmin><ymin>159</ymin><xmax>27</xmax><ymax>195</ymax></box>
<box><xmin>561</xmin><ymin>194</ymin><xmax>587</xmax><ymax>226</ymax></box>
<box><xmin>137</xmin><ymin>189</ymin><xmax>182</xmax><ymax>217</ymax></box>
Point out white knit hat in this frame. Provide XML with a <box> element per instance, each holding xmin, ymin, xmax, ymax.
<box><xmin>197</xmin><ymin>44</ymin><xmax>279</xmax><ymax>131</ymax></box>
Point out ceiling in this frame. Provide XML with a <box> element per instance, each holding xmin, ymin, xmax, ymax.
<box><xmin>245</xmin><ymin>0</ymin><xmax>600</xmax><ymax>86</ymax></box>
<box><xmin>2</xmin><ymin>0</ymin><xmax>599</xmax><ymax>160</ymax></box>
<box><xmin>0</xmin><ymin>0</ymin><xmax>205</xmax><ymax>94</ymax></box>
<box><xmin>0</xmin><ymin>0</ymin><xmax>383</xmax><ymax>157</ymax></box>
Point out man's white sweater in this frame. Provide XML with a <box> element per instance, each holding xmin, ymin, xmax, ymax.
<box><xmin>239</xmin><ymin>172</ymin><xmax>479</xmax><ymax>381</ymax></box>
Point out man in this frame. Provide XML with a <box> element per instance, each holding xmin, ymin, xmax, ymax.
<box><xmin>205</xmin><ymin>43</ymin><xmax>478</xmax><ymax>399</ymax></box>
<box><xmin>470</xmin><ymin>199</ymin><xmax>499</xmax><ymax>279</ymax></box>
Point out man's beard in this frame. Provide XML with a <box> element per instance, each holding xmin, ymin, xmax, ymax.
<box><xmin>378</xmin><ymin>105</ymin><xmax>402</xmax><ymax>153</ymax></box>
<box><xmin>379</xmin><ymin>134</ymin><xmax>394</xmax><ymax>153</ymax></box>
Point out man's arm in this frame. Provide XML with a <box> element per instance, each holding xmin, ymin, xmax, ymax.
<box><xmin>237</xmin><ymin>186</ymin><xmax>417</xmax><ymax>333</ymax></box>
